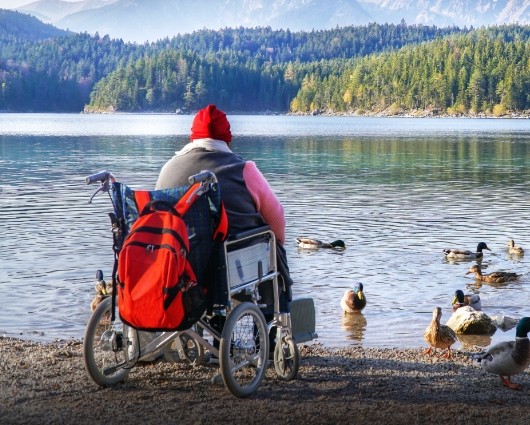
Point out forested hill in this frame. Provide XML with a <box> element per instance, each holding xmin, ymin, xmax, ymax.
<box><xmin>0</xmin><ymin>9</ymin><xmax>469</xmax><ymax>112</ymax></box>
<box><xmin>162</xmin><ymin>23</ymin><xmax>466</xmax><ymax>63</ymax></box>
<box><xmin>290</xmin><ymin>25</ymin><xmax>530</xmax><ymax>116</ymax></box>
<box><xmin>0</xmin><ymin>9</ymin><xmax>69</xmax><ymax>42</ymax></box>
<box><xmin>0</xmin><ymin>10</ymin><xmax>147</xmax><ymax>111</ymax></box>
<box><xmin>2</xmin><ymin>9</ymin><xmax>527</xmax><ymax>115</ymax></box>
<box><xmin>87</xmin><ymin>23</ymin><xmax>466</xmax><ymax>113</ymax></box>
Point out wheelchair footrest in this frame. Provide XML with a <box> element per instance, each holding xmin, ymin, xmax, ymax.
<box><xmin>290</xmin><ymin>297</ymin><xmax>318</xmax><ymax>343</ymax></box>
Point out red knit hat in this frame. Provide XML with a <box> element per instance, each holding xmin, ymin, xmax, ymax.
<box><xmin>190</xmin><ymin>104</ymin><xmax>232</xmax><ymax>143</ymax></box>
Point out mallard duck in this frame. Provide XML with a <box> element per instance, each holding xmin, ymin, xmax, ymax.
<box><xmin>452</xmin><ymin>289</ymin><xmax>482</xmax><ymax>311</ymax></box>
<box><xmin>507</xmin><ymin>239</ymin><xmax>524</xmax><ymax>255</ymax></box>
<box><xmin>443</xmin><ymin>242</ymin><xmax>491</xmax><ymax>260</ymax></box>
<box><xmin>423</xmin><ymin>307</ymin><xmax>457</xmax><ymax>359</ymax></box>
<box><xmin>474</xmin><ymin>317</ymin><xmax>530</xmax><ymax>390</ymax></box>
<box><xmin>296</xmin><ymin>237</ymin><xmax>345</xmax><ymax>249</ymax></box>
<box><xmin>95</xmin><ymin>269</ymin><xmax>113</xmax><ymax>294</ymax></box>
<box><xmin>340</xmin><ymin>282</ymin><xmax>366</xmax><ymax>313</ymax></box>
<box><xmin>90</xmin><ymin>281</ymin><xmax>109</xmax><ymax>311</ymax></box>
<box><xmin>466</xmin><ymin>264</ymin><xmax>520</xmax><ymax>283</ymax></box>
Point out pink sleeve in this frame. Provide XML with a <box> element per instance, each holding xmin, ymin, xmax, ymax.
<box><xmin>243</xmin><ymin>161</ymin><xmax>286</xmax><ymax>245</ymax></box>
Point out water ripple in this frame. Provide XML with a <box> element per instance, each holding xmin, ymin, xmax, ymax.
<box><xmin>2</xmin><ymin>116</ymin><xmax>530</xmax><ymax>350</ymax></box>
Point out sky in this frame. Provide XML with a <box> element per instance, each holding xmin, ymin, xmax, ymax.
<box><xmin>2</xmin><ymin>0</ymin><xmax>79</xmax><ymax>7</ymax></box>
<box><xmin>2</xmin><ymin>1</ymin><xmax>35</xmax><ymax>7</ymax></box>
<box><xmin>3</xmin><ymin>1</ymin><xmax>36</xmax><ymax>7</ymax></box>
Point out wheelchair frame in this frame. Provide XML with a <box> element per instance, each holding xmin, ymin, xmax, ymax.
<box><xmin>83</xmin><ymin>170</ymin><xmax>304</xmax><ymax>398</ymax></box>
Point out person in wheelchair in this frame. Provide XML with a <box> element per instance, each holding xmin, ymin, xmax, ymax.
<box><xmin>155</xmin><ymin>104</ymin><xmax>293</xmax><ymax>340</ymax></box>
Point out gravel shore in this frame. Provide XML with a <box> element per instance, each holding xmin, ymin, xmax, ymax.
<box><xmin>1</xmin><ymin>337</ymin><xmax>529</xmax><ymax>424</ymax></box>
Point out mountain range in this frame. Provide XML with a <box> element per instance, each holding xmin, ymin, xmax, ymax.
<box><xmin>10</xmin><ymin>0</ymin><xmax>530</xmax><ymax>43</ymax></box>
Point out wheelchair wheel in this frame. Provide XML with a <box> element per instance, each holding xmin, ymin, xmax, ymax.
<box><xmin>83</xmin><ymin>297</ymin><xmax>131</xmax><ymax>386</ymax></box>
<box><xmin>163</xmin><ymin>331</ymin><xmax>204</xmax><ymax>365</ymax></box>
<box><xmin>273</xmin><ymin>336</ymin><xmax>300</xmax><ymax>381</ymax></box>
<box><xmin>219</xmin><ymin>302</ymin><xmax>269</xmax><ymax>398</ymax></box>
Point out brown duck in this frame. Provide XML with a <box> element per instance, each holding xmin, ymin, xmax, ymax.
<box><xmin>423</xmin><ymin>307</ymin><xmax>457</xmax><ymax>359</ymax></box>
<box><xmin>466</xmin><ymin>265</ymin><xmax>520</xmax><ymax>283</ymax></box>
<box><xmin>507</xmin><ymin>239</ymin><xmax>524</xmax><ymax>255</ymax></box>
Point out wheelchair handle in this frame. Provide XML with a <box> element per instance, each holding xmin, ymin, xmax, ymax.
<box><xmin>188</xmin><ymin>170</ymin><xmax>217</xmax><ymax>185</ymax></box>
<box><xmin>85</xmin><ymin>170</ymin><xmax>116</xmax><ymax>203</ymax></box>
<box><xmin>85</xmin><ymin>170</ymin><xmax>116</xmax><ymax>185</ymax></box>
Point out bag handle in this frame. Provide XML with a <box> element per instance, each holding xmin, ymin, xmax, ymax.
<box><xmin>136</xmin><ymin>183</ymin><xmax>228</xmax><ymax>242</ymax></box>
<box><xmin>141</xmin><ymin>199</ymin><xmax>180</xmax><ymax>216</ymax></box>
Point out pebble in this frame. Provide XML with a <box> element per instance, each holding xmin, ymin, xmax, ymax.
<box><xmin>1</xmin><ymin>337</ymin><xmax>529</xmax><ymax>424</ymax></box>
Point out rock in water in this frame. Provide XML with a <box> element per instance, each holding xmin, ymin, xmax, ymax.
<box><xmin>490</xmin><ymin>315</ymin><xmax>518</xmax><ymax>331</ymax></box>
<box><xmin>446</xmin><ymin>306</ymin><xmax>496</xmax><ymax>334</ymax></box>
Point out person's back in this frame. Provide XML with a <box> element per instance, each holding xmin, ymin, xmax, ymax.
<box><xmin>156</xmin><ymin>141</ymin><xmax>267</xmax><ymax>238</ymax></box>
<box><xmin>156</xmin><ymin>104</ymin><xmax>292</xmax><ymax>314</ymax></box>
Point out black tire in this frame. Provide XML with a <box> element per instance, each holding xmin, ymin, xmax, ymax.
<box><xmin>163</xmin><ymin>331</ymin><xmax>204</xmax><ymax>365</ymax></box>
<box><xmin>219</xmin><ymin>302</ymin><xmax>269</xmax><ymax>398</ymax></box>
<box><xmin>83</xmin><ymin>297</ymin><xmax>131</xmax><ymax>386</ymax></box>
<box><xmin>273</xmin><ymin>336</ymin><xmax>300</xmax><ymax>380</ymax></box>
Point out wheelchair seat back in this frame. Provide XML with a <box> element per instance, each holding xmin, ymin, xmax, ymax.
<box><xmin>110</xmin><ymin>181</ymin><xmax>227</xmax><ymax>308</ymax></box>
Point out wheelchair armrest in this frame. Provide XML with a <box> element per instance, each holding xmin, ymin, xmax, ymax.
<box><xmin>227</xmin><ymin>225</ymin><xmax>271</xmax><ymax>242</ymax></box>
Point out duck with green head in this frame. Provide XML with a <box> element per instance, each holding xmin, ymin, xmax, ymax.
<box><xmin>443</xmin><ymin>242</ymin><xmax>491</xmax><ymax>260</ymax></box>
<box><xmin>90</xmin><ymin>269</ymin><xmax>111</xmax><ymax>311</ymax></box>
<box><xmin>296</xmin><ymin>237</ymin><xmax>345</xmax><ymax>249</ymax></box>
<box><xmin>340</xmin><ymin>282</ymin><xmax>366</xmax><ymax>313</ymax></box>
<box><xmin>475</xmin><ymin>317</ymin><xmax>530</xmax><ymax>390</ymax></box>
<box><xmin>452</xmin><ymin>289</ymin><xmax>481</xmax><ymax>311</ymax></box>
<box><xmin>90</xmin><ymin>281</ymin><xmax>109</xmax><ymax>311</ymax></box>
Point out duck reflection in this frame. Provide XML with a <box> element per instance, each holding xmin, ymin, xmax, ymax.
<box><xmin>468</xmin><ymin>279</ymin><xmax>516</xmax><ymax>290</ymax></box>
<box><xmin>506</xmin><ymin>252</ymin><xmax>525</xmax><ymax>263</ymax></box>
<box><xmin>341</xmin><ymin>312</ymin><xmax>367</xmax><ymax>345</ymax></box>
<box><xmin>456</xmin><ymin>333</ymin><xmax>493</xmax><ymax>350</ymax></box>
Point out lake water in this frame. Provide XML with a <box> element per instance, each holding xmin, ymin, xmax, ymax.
<box><xmin>1</xmin><ymin>113</ymin><xmax>530</xmax><ymax>351</ymax></box>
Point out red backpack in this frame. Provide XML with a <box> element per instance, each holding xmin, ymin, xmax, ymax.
<box><xmin>117</xmin><ymin>184</ymin><xmax>214</xmax><ymax>331</ymax></box>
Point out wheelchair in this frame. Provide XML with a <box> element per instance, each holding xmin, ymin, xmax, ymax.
<box><xmin>83</xmin><ymin>169</ymin><xmax>317</xmax><ymax>398</ymax></box>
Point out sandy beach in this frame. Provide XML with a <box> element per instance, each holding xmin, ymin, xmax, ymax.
<box><xmin>1</xmin><ymin>337</ymin><xmax>529</xmax><ymax>424</ymax></box>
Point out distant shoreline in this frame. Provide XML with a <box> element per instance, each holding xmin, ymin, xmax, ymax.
<box><xmin>290</xmin><ymin>108</ymin><xmax>530</xmax><ymax>119</ymax></box>
<box><xmin>82</xmin><ymin>109</ymin><xmax>530</xmax><ymax>118</ymax></box>
<box><xmin>2</xmin><ymin>109</ymin><xmax>530</xmax><ymax>119</ymax></box>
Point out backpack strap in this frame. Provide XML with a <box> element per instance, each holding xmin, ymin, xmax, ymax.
<box><xmin>174</xmin><ymin>182</ymin><xmax>202</xmax><ymax>216</ymax></box>
<box><xmin>175</xmin><ymin>183</ymin><xmax>229</xmax><ymax>242</ymax></box>
<box><xmin>133</xmin><ymin>190</ymin><xmax>152</xmax><ymax>214</ymax></box>
<box><xmin>213</xmin><ymin>203</ymin><xmax>228</xmax><ymax>242</ymax></box>
<box><xmin>172</xmin><ymin>183</ymin><xmax>229</xmax><ymax>316</ymax></box>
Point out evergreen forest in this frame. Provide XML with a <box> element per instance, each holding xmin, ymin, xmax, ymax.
<box><xmin>1</xmin><ymin>9</ymin><xmax>529</xmax><ymax>115</ymax></box>
<box><xmin>291</xmin><ymin>26</ymin><xmax>530</xmax><ymax>116</ymax></box>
